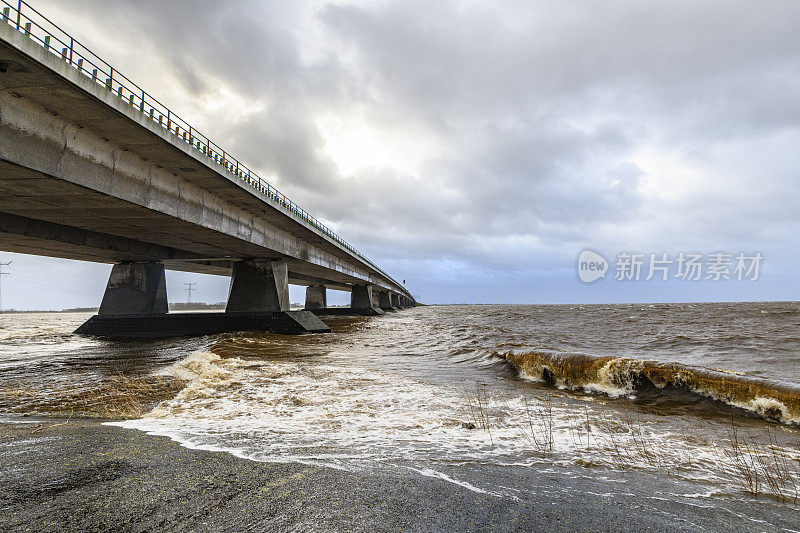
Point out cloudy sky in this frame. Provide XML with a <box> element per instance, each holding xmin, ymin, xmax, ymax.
<box><xmin>2</xmin><ymin>0</ymin><xmax>800</xmax><ymax>309</ymax></box>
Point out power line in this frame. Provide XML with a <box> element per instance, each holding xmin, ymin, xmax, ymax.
<box><xmin>184</xmin><ymin>282</ymin><xmax>197</xmax><ymax>303</ymax></box>
<box><xmin>9</xmin><ymin>272</ymin><xmax>101</xmax><ymax>293</ymax></box>
<box><xmin>0</xmin><ymin>261</ymin><xmax>11</xmax><ymax>312</ymax></box>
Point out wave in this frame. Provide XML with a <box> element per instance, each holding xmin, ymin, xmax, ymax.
<box><xmin>157</xmin><ymin>351</ymin><xmax>237</xmax><ymax>382</ymax></box>
<box><xmin>0</xmin><ymin>327</ymin><xmax>72</xmax><ymax>342</ymax></box>
<box><xmin>501</xmin><ymin>350</ymin><xmax>800</xmax><ymax>425</ymax></box>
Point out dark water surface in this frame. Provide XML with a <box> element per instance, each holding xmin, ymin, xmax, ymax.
<box><xmin>1</xmin><ymin>303</ymin><xmax>799</xmax><ymax>517</ymax></box>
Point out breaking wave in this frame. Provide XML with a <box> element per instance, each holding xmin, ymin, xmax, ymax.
<box><xmin>502</xmin><ymin>350</ymin><xmax>800</xmax><ymax>425</ymax></box>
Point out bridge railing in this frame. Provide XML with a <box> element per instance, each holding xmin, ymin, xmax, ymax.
<box><xmin>0</xmin><ymin>0</ymin><xmax>403</xmax><ymax>291</ymax></box>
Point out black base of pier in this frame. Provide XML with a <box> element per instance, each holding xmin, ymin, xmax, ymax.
<box><xmin>307</xmin><ymin>307</ymin><xmax>385</xmax><ymax>316</ymax></box>
<box><xmin>74</xmin><ymin>311</ymin><xmax>331</xmax><ymax>339</ymax></box>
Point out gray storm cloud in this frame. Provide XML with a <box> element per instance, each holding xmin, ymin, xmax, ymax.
<box><xmin>5</xmin><ymin>0</ymin><xmax>800</xmax><ymax>307</ymax></box>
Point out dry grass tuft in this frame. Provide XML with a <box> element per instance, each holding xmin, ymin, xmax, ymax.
<box><xmin>725</xmin><ymin>423</ymin><xmax>800</xmax><ymax>503</ymax></box>
<box><xmin>459</xmin><ymin>384</ymin><xmax>800</xmax><ymax>502</ymax></box>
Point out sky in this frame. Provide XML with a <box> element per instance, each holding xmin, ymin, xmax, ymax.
<box><xmin>2</xmin><ymin>0</ymin><xmax>800</xmax><ymax>309</ymax></box>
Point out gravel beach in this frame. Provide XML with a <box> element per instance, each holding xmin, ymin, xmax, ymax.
<box><xmin>1</xmin><ymin>417</ymin><xmax>797</xmax><ymax>532</ymax></box>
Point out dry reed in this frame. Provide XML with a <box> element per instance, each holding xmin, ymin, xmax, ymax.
<box><xmin>459</xmin><ymin>383</ymin><xmax>800</xmax><ymax>503</ymax></box>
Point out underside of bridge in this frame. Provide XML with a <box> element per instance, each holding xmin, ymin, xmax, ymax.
<box><xmin>0</xmin><ymin>12</ymin><xmax>414</xmax><ymax>338</ymax></box>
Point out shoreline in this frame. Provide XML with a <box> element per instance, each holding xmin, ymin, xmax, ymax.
<box><xmin>1</xmin><ymin>417</ymin><xmax>797</xmax><ymax>532</ymax></box>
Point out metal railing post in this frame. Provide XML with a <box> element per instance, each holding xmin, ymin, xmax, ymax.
<box><xmin>68</xmin><ymin>37</ymin><xmax>73</xmax><ymax>64</ymax></box>
<box><xmin>16</xmin><ymin>0</ymin><xmax>21</xmax><ymax>30</ymax></box>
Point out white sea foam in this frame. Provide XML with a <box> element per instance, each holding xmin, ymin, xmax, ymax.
<box><xmin>110</xmin><ymin>350</ymin><xmax>800</xmax><ymax>501</ymax></box>
<box><xmin>581</xmin><ymin>359</ymin><xmax>642</xmax><ymax>398</ymax></box>
<box><xmin>408</xmin><ymin>467</ymin><xmax>496</xmax><ymax>496</ymax></box>
<box><xmin>156</xmin><ymin>351</ymin><xmax>238</xmax><ymax>381</ymax></box>
<box><xmin>731</xmin><ymin>396</ymin><xmax>796</xmax><ymax>425</ymax></box>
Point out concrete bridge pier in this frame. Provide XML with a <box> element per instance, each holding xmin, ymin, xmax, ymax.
<box><xmin>304</xmin><ymin>285</ymin><xmax>327</xmax><ymax>310</ymax></box>
<box><xmin>96</xmin><ymin>262</ymin><xmax>168</xmax><ymax>315</ymax></box>
<box><xmin>351</xmin><ymin>284</ymin><xmax>385</xmax><ymax>315</ymax></box>
<box><xmin>226</xmin><ymin>260</ymin><xmax>289</xmax><ymax>313</ymax></box>
<box><xmin>307</xmin><ymin>283</ymin><xmax>386</xmax><ymax>316</ymax></box>
<box><xmin>75</xmin><ymin>259</ymin><xmax>330</xmax><ymax>338</ymax></box>
<box><xmin>378</xmin><ymin>290</ymin><xmax>398</xmax><ymax>311</ymax></box>
<box><xmin>390</xmin><ymin>293</ymin><xmax>401</xmax><ymax>309</ymax></box>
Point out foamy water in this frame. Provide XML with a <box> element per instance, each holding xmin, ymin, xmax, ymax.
<box><xmin>115</xmin><ymin>348</ymin><xmax>798</xmax><ymax>501</ymax></box>
<box><xmin>2</xmin><ymin>304</ymin><xmax>800</xmax><ymax>505</ymax></box>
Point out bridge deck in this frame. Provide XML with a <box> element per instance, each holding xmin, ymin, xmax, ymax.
<box><xmin>0</xmin><ymin>7</ymin><xmax>411</xmax><ymax>299</ymax></box>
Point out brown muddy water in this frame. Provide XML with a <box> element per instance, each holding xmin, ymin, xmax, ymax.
<box><xmin>1</xmin><ymin>303</ymin><xmax>800</xmax><ymax>514</ymax></box>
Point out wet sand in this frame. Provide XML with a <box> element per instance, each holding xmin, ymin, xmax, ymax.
<box><xmin>1</xmin><ymin>417</ymin><xmax>797</xmax><ymax>532</ymax></box>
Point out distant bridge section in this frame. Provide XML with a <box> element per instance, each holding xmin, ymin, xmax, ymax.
<box><xmin>0</xmin><ymin>1</ymin><xmax>414</xmax><ymax>336</ymax></box>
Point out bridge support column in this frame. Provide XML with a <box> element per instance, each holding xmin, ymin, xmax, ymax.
<box><xmin>304</xmin><ymin>285</ymin><xmax>327</xmax><ymax>310</ymax></box>
<box><xmin>378</xmin><ymin>290</ymin><xmax>397</xmax><ymax>311</ymax></box>
<box><xmin>75</xmin><ymin>259</ymin><xmax>331</xmax><ymax>337</ymax></box>
<box><xmin>311</xmin><ymin>284</ymin><xmax>384</xmax><ymax>316</ymax></box>
<box><xmin>96</xmin><ymin>261</ymin><xmax>168</xmax><ymax>315</ymax></box>
<box><xmin>307</xmin><ymin>284</ymin><xmax>385</xmax><ymax>316</ymax></box>
<box><xmin>391</xmin><ymin>293</ymin><xmax>401</xmax><ymax>309</ymax></box>
<box><xmin>351</xmin><ymin>284</ymin><xmax>385</xmax><ymax>315</ymax></box>
<box><xmin>226</xmin><ymin>260</ymin><xmax>289</xmax><ymax>313</ymax></box>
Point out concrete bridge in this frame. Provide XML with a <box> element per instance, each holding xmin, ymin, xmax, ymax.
<box><xmin>0</xmin><ymin>2</ymin><xmax>414</xmax><ymax>337</ymax></box>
